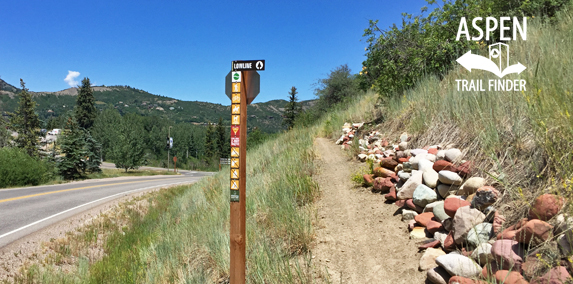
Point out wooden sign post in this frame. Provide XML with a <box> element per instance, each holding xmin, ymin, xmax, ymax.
<box><xmin>227</xmin><ymin>60</ymin><xmax>263</xmax><ymax>284</ymax></box>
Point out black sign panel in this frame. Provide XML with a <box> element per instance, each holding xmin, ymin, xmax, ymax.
<box><xmin>225</xmin><ymin>71</ymin><xmax>260</xmax><ymax>104</ymax></box>
<box><xmin>232</xmin><ymin>60</ymin><xmax>265</xmax><ymax>71</ymax></box>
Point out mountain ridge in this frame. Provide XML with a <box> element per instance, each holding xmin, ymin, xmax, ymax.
<box><xmin>0</xmin><ymin>78</ymin><xmax>315</xmax><ymax>133</ymax></box>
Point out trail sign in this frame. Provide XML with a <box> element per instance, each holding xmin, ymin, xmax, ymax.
<box><xmin>232</xmin><ymin>60</ymin><xmax>265</xmax><ymax>71</ymax></box>
<box><xmin>227</xmin><ymin>60</ymin><xmax>265</xmax><ymax>284</ymax></box>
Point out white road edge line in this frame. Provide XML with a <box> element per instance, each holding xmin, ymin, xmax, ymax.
<box><xmin>0</xmin><ymin>181</ymin><xmax>194</xmax><ymax>240</ymax></box>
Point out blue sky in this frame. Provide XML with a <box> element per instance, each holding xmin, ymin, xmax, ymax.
<box><xmin>1</xmin><ymin>0</ymin><xmax>430</xmax><ymax>105</ymax></box>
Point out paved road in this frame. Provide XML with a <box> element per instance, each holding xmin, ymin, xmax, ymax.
<box><xmin>0</xmin><ymin>171</ymin><xmax>214</xmax><ymax>248</ymax></box>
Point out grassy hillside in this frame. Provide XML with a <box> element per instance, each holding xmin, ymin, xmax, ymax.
<box><xmin>0</xmin><ymin>81</ymin><xmax>315</xmax><ymax>133</ymax></box>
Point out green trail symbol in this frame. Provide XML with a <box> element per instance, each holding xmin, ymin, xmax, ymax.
<box><xmin>233</xmin><ymin>73</ymin><xmax>240</xmax><ymax>80</ymax></box>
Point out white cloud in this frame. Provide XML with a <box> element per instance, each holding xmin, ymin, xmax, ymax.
<box><xmin>64</xmin><ymin>71</ymin><xmax>80</xmax><ymax>87</ymax></box>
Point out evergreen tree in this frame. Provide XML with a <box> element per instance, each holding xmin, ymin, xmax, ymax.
<box><xmin>84</xmin><ymin>131</ymin><xmax>102</xmax><ymax>173</ymax></box>
<box><xmin>9</xmin><ymin>79</ymin><xmax>41</xmax><ymax>157</ymax></box>
<box><xmin>204</xmin><ymin>122</ymin><xmax>215</xmax><ymax>161</ymax></box>
<box><xmin>58</xmin><ymin>118</ymin><xmax>87</xmax><ymax>180</ymax></box>
<box><xmin>0</xmin><ymin>117</ymin><xmax>10</xmax><ymax>148</ymax></box>
<box><xmin>75</xmin><ymin>77</ymin><xmax>97</xmax><ymax>130</ymax></box>
<box><xmin>283</xmin><ymin>86</ymin><xmax>301</xmax><ymax>129</ymax></box>
<box><xmin>91</xmin><ymin>107</ymin><xmax>121</xmax><ymax>160</ymax></box>
<box><xmin>215</xmin><ymin>117</ymin><xmax>227</xmax><ymax>158</ymax></box>
<box><xmin>110</xmin><ymin>114</ymin><xmax>146</xmax><ymax>172</ymax></box>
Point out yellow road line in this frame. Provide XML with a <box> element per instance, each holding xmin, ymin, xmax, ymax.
<box><xmin>0</xmin><ymin>178</ymin><xmax>178</xmax><ymax>203</ymax></box>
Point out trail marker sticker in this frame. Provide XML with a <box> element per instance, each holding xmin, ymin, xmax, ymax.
<box><xmin>231</xmin><ymin>180</ymin><xmax>239</xmax><ymax>190</ymax></box>
<box><xmin>232</xmin><ymin>104</ymin><xmax>240</xmax><ymax>114</ymax></box>
<box><xmin>231</xmin><ymin>169</ymin><xmax>239</xmax><ymax>179</ymax></box>
<box><xmin>231</xmin><ymin>147</ymin><xmax>239</xmax><ymax>157</ymax></box>
<box><xmin>232</xmin><ymin>115</ymin><xmax>240</xmax><ymax>125</ymax></box>
<box><xmin>232</xmin><ymin>71</ymin><xmax>241</xmax><ymax>82</ymax></box>
<box><xmin>231</xmin><ymin>158</ymin><xmax>239</xmax><ymax>168</ymax></box>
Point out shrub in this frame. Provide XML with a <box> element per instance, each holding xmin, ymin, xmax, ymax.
<box><xmin>0</xmin><ymin>147</ymin><xmax>53</xmax><ymax>188</ymax></box>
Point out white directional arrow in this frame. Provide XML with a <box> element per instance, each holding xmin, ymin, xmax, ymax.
<box><xmin>256</xmin><ymin>61</ymin><xmax>263</xmax><ymax>70</ymax></box>
<box><xmin>456</xmin><ymin>51</ymin><xmax>526</xmax><ymax>78</ymax></box>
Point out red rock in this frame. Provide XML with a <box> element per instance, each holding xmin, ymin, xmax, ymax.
<box><xmin>495</xmin><ymin>270</ymin><xmax>528</xmax><ymax>284</ymax></box>
<box><xmin>444</xmin><ymin>198</ymin><xmax>471</xmax><ymax>218</ymax></box>
<box><xmin>380</xmin><ymin>158</ymin><xmax>398</xmax><ymax>170</ymax></box>
<box><xmin>418</xmin><ymin>239</ymin><xmax>441</xmax><ymax>250</ymax></box>
<box><xmin>373</xmin><ymin>177</ymin><xmax>393</xmax><ymax>193</ymax></box>
<box><xmin>426</xmin><ymin>220</ymin><xmax>443</xmax><ymax>234</ymax></box>
<box><xmin>491</xmin><ymin>240</ymin><xmax>524</xmax><ymax>272</ymax></box>
<box><xmin>381</xmin><ymin>139</ymin><xmax>389</xmax><ymax>147</ymax></box>
<box><xmin>384</xmin><ymin>186</ymin><xmax>397</xmax><ymax>201</ymax></box>
<box><xmin>342</xmin><ymin>136</ymin><xmax>350</xmax><ymax>142</ymax></box>
<box><xmin>515</xmin><ymin>219</ymin><xmax>553</xmax><ymax>246</ymax></box>
<box><xmin>428</xmin><ymin>148</ymin><xmax>438</xmax><ymax>155</ymax></box>
<box><xmin>363</xmin><ymin>174</ymin><xmax>374</xmax><ymax>186</ymax></box>
<box><xmin>529</xmin><ymin>194</ymin><xmax>565</xmax><ymax>221</ymax></box>
<box><xmin>415</xmin><ymin>212</ymin><xmax>435</xmax><ymax>227</ymax></box>
<box><xmin>395</xmin><ymin>199</ymin><xmax>407</xmax><ymax>208</ymax></box>
<box><xmin>374</xmin><ymin>149</ymin><xmax>383</xmax><ymax>155</ymax></box>
<box><xmin>449</xmin><ymin>276</ymin><xmax>488</xmax><ymax>284</ymax></box>
<box><xmin>373</xmin><ymin>167</ymin><xmax>396</xmax><ymax>178</ymax></box>
<box><xmin>497</xmin><ymin>218</ymin><xmax>529</xmax><ymax>240</ymax></box>
<box><xmin>493</xmin><ymin>211</ymin><xmax>506</xmax><ymax>235</ymax></box>
<box><xmin>398</xmin><ymin>157</ymin><xmax>409</xmax><ymax>163</ymax></box>
<box><xmin>457</xmin><ymin>161</ymin><xmax>473</xmax><ymax>178</ymax></box>
<box><xmin>530</xmin><ymin>266</ymin><xmax>571</xmax><ymax>284</ymax></box>
<box><xmin>433</xmin><ymin>160</ymin><xmax>457</xmax><ymax>172</ymax></box>
<box><xmin>444</xmin><ymin>232</ymin><xmax>456</xmax><ymax>252</ymax></box>
<box><xmin>407</xmin><ymin>199</ymin><xmax>424</xmax><ymax>213</ymax></box>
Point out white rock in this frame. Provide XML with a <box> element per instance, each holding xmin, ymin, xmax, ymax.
<box><xmin>420</xmin><ymin>248</ymin><xmax>446</xmax><ymax>270</ymax></box>
<box><xmin>471</xmin><ymin>243</ymin><xmax>493</xmax><ymax>265</ymax></box>
<box><xmin>398</xmin><ymin>170</ymin><xmax>411</xmax><ymax>181</ymax></box>
<box><xmin>434</xmin><ymin>231</ymin><xmax>448</xmax><ymax>247</ymax></box>
<box><xmin>399</xmin><ymin>142</ymin><xmax>408</xmax><ymax>151</ymax></box>
<box><xmin>418</xmin><ymin>159</ymin><xmax>434</xmax><ymax>172</ymax></box>
<box><xmin>397</xmin><ymin>170</ymin><xmax>423</xmax><ymax>199</ymax></box>
<box><xmin>459</xmin><ymin>177</ymin><xmax>486</xmax><ymax>196</ymax></box>
<box><xmin>424</xmin><ymin>201</ymin><xmax>444</xmax><ymax>213</ymax></box>
<box><xmin>426</xmin><ymin>154</ymin><xmax>437</xmax><ymax>162</ymax></box>
<box><xmin>445</xmin><ymin>148</ymin><xmax>462</xmax><ymax>162</ymax></box>
<box><xmin>357</xmin><ymin>154</ymin><xmax>367</xmax><ymax>161</ymax></box>
<box><xmin>402</xmin><ymin>209</ymin><xmax>419</xmax><ymax>221</ymax></box>
<box><xmin>423</xmin><ymin>168</ymin><xmax>439</xmax><ymax>188</ymax></box>
<box><xmin>435</xmin><ymin>254</ymin><xmax>481</xmax><ymax>278</ymax></box>
<box><xmin>437</xmin><ymin>184</ymin><xmax>460</xmax><ymax>198</ymax></box>
<box><xmin>436</xmin><ymin>150</ymin><xmax>446</xmax><ymax>161</ymax></box>
<box><xmin>438</xmin><ymin>170</ymin><xmax>463</xmax><ymax>185</ymax></box>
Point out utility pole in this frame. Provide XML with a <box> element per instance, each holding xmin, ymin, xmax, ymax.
<box><xmin>168</xmin><ymin>126</ymin><xmax>172</xmax><ymax>171</ymax></box>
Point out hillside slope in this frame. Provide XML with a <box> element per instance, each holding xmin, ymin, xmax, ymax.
<box><xmin>0</xmin><ymin>79</ymin><xmax>315</xmax><ymax>133</ymax></box>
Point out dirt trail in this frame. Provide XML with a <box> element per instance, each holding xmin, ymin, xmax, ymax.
<box><xmin>312</xmin><ymin>138</ymin><xmax>426</xmax><ymax>284</ymax></box>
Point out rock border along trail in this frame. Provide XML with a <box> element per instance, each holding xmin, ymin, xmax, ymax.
<box><xmin>312</xmin><ymin>137</ymin><xmax>426</xmax><ymax>284</ymax></box>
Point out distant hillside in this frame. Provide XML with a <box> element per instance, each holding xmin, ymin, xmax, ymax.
<box><xmin>0</xmin><ymin>78</ymin><xmax>315</xmax><ymax>133</ymax></box>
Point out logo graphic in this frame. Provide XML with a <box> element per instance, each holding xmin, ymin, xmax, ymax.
<box><xmin>456</xmin><ymin>43</ymin><xmax>526</xmax><ymax>78</ymax></box>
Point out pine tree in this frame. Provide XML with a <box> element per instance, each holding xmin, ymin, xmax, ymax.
<box><xmin>58</xmin><ymin>118</ymin><xmax>87</xmax><ymax>179</ymax></box>
<box><xmin>84</xmin><ymin>130</ymin><xmax>102</xmax><ymax>173</ymax></box>
<box><xmin>283</xmin><ymin>86</ymin><xmax>301</xmax><ymax>130</ymax></box>
<box><xmin>204</xmin><ymin>122</ymin><xmax>215</xmax><ymax>162</ymax></box>
<box><xmin>75</xmin><ymin>77</ymin><xmax>97</xmax><ymax>130</ymax></box>
<box><xmin>9</xmin><ymin>79</ymin><xmax>41</xmax><ymax>157</ymax></box>
<box><xmin>215</xmin><ymin>117</ymin><xmax>227</xmax><ymax>158</ymax></box>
